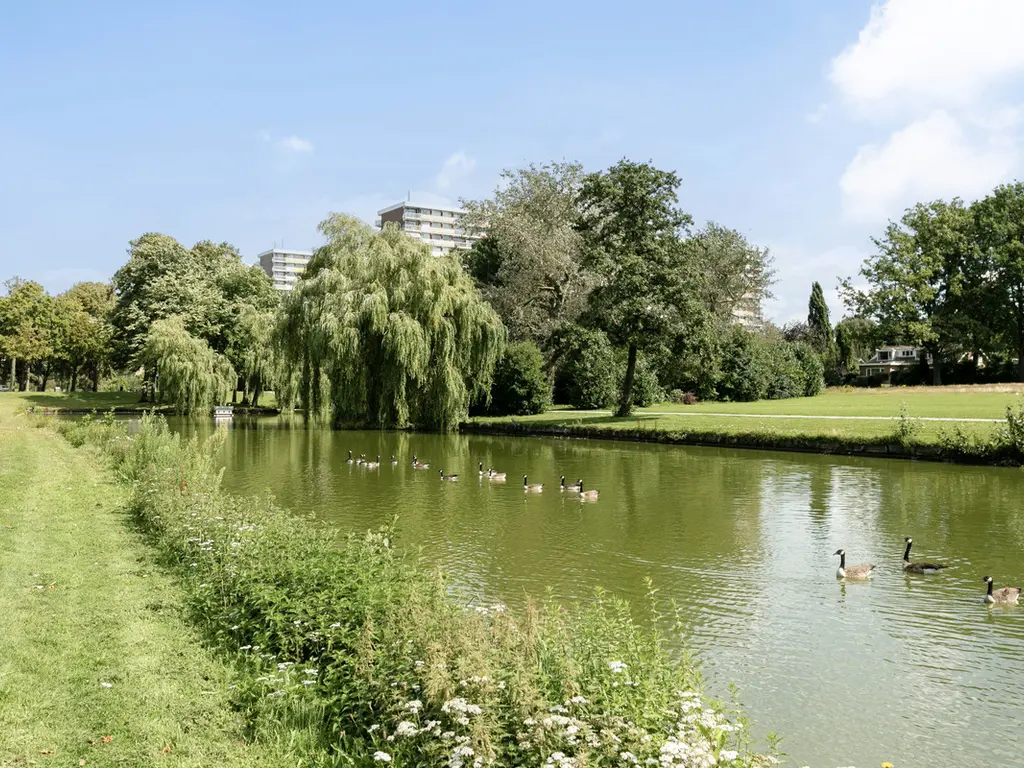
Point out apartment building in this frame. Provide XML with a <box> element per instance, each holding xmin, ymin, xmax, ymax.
<box><xmin>258</xmin><ymin>248</ymin><xmax>314</xmax><ymax>291</ymax></box>
<box><xmin>376</xmin><ymin>201</ymin><xmax>483</xmax><ymax>256</ymax></box>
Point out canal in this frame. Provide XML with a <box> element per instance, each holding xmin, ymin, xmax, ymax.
<box><xmin>178</xmin><ymin>416</ymin><xmax>1024</xmax><ymax>768</ymax></box>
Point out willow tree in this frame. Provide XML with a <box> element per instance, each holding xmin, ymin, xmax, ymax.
<box><xmin>144</xmin><ymin>316</ymin><xmax>236</xmax><ymax>413</ymax></box>
<box><xmin>276</xmin><ymin>214</ymin><xmax>505</xmax><ymax>431</ymax></box>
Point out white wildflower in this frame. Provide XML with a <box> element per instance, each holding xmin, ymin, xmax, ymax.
<box><xmin>372</xmin><ymin>751</ymin><xmax>392</xmax><ymax>762</ymax></box>
<box><xmin>720</xmin><ymin>750</ymin><xmax>739</xmax><ymax>761</ymax></box>
<box><xmin>99</xmin><ymin>682</ymin><xmax>112</xmax><ymax>688</ymax></box>
<box><xmin>609</xmin><ymin>660</ymin><xmax>628</xmax><ymax>674</ymax></box>
<box><xmin>405</xmin><ymin>699</ymin><xmax>423</xmax><ymax>712</ymax></box>
<box><xmin>395</xmin><ymin>721</ymin><xmax>418</xmax><ymax>737</ymax></box>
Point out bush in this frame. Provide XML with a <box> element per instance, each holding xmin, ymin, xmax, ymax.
<box><xmin>791</xmin><ymin>342</ymin><xmax>825</xmax><ymax>396</ymax></box>
<box><xmin>56</xmin><ymin>414</ymin><xmax>772</xmax><ymax>768</ymax></box>
<box><xmin>479</xmin><ymin>341</ymin><xmax>551</xmax><ymax>416</ymax></box>
<box><xmin>627</xmin><ymin>352</ymin><xmax>665</xmax><ymax>408</ymax></box>
<box><xmin>551</xmin><ymin>326</ymin><xmax>618</xmax><ymax>409</ymax></box>
<box><xmin>763</xmin><ymin>342</ymin><xmax>805</xmax><ymax>400</ymax></box>
<box><xmin>717</xmin><ymin>327</ymin><xmax>769</xmax><ymax>402</ymax></box>
<box><xmin>668</xmin><ymin>389</ymin><xmax>698</xmax><ymax>405</ymax></box>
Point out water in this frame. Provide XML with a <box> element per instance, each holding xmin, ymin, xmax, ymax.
<box><xmin>179</xmin><ymin>416</ymin><xmax>1024</xmax><ymax>768</ymax></box>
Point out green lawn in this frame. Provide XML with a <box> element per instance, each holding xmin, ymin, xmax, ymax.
<box><xmin>0</xmin><ymin>397</ymin><xmax>297</xmax><ymax>767</ymax></box>
<box><xmin>3</xmin><ymin>390</ymin><xmax>280</xmax><ymax>412</ymax></box>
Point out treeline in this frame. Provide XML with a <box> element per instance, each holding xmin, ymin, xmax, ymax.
<box><xmin>841</xmin><ymin>182</ymin><xmax>1024</xmax><ymax>385</ymax></box>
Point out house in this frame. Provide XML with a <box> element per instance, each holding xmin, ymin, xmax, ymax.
<box><xmin>859</xmin><ymin>346</ymin><xmax>923</xmax><ymax>377</ymax></box>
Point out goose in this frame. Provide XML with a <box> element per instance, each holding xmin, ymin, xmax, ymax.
<box><xmin>982</xmin><ymin>576</ymin><xmax>1021</xmax><ymax>605</ymax></box>
<box><xmin>833</xmin><ymin>549</ymin><xmax>875</xmax><ymax>580</ymax></box>
<box><xmin>364</xmin><ymin>455</ymin><xmax>381</xmax><ymax>470</ymax></box>
<box><xmin>523</xmin><ymin>475</ymin><xmax>543</xmax><ymax>493</ymax></box>
<box><xmin>411</xmin><ymin>455</ymin><xmax>430</xmax><ymax>469</ymax></box>
<box><xmin>560</xmin><ymin>476</ymin><xmax>581</xmax><ymax>492</ymax></box>
<box><xmin>902</xmin><ymin>537</ymin><xmax>947</xmax><ymax>574</ymax></box>
<box><xmin>356</xmin><ymin>454</ymin><xmax>366</xmax><ymax>466</ymax></box>
<box><xmin>345</xmin><ymin>451</ymin><xmax>354</xmax><ymax>464</ymax></box>
<box><xmin>577</xmin><ymin>480</ymin><xmax>599</xmax><ymax>501</ymax></box>
<box><xmin>390</xmin><ymin>455</ymin><xmax>398</xmax><ymax>465</ymax></box>
<box><xmin>440</xmin><ymin>470</ymin><xmax>459</xmax><ymax>482</ymax></box>
<box><xmin>488</xmin><ymin>468</ymin><xmax>507</xmax><ymax>481</ymax></box>
<box><xmin>478</xmin><ymin>462</ymin><xmax>487</xmax><ymax>477</ymax></box>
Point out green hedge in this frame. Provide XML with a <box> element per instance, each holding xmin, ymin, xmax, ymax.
<box><xmin>58</xmin><ymin>414</ymin><xmax>773</xmax><ymax>768</ymax></box>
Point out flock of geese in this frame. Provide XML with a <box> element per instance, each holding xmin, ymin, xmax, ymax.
<box><xmin>835</xmin><ymin>537</ymin><xmax>1022</xmax><ymax>605</ymax></box>
<box><xmin>344</xmin><ymin>451</ymin><xmax>601</xmax><ymax>500</ymax></box>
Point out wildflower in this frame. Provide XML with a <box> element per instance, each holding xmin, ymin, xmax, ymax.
<box><xmin>395</xmin><ymin>721</ymin><xmax>418</xmax><ymax>737</ymax></box>
<box><xmin>720</xmin><ymin>750</ymin><xmax>739</xmax><ymax>761</ymax></box>
<box><xmin>608</xmin><ymin>660</ymin><xmax>628</xmax><ymax>674</ymax></box>
<box><xmin>372</xmin><ymin>751</ymin><xmax>392</xmax><ymax>762</ymax></box>
<box><xmin>368</xmin><ymin>724</ymin><xmax>380</xmax><ymax>733</ymax></box>
<box><xmin>230</xmin><ymin>625</ymin><xmax>240</xmax><ymax>630</ymax></box>
<box><xmin>302</xmin><ymin>680</ymin><xmax>316</xmax><ymax>686</ymax></box>
<box><xmin>239</xmin><ymin>645</ymin><xmax>252</xmax><ymax>650</ymax></box>
<box><xmin>304</xmin><ymin>669</ymin><xmax>318</xmax><ymax>675</ymax></box>
<box><xmin>99</xmin><ymin>682</ymin><xmax>112</xmax><ymax>688</ymax></box>
<box><xmin>567</xmin><ymin>695</ymin><xmax>588</xmax><ymax>706</ymax></box>
<box><xmin>405</xmin><ymin>699</ymin><xmax>423</xmax><ymax>712</ymax></box>
<box><xmin>414</xmin><ymin>660</ymin><xmax>425</xmax><ymax>668</ymax></box>
<box><xmin>267</xmin><ymin>691</ymin><xmax>285</xmax><ymax>698</ymax></box>
<box><xmin>619</xmin><ymin>752</ymin><xmax>638</xmax><ymax>764</ymax></box>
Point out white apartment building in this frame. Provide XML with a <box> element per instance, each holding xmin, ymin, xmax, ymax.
<box><xmin>376</xmin><ymin>201</ymin><xmax>483</xmax><ymax>256</ymax></box>
<box><xmin>258</xmin><ymin>248</ymin><xmax>314</xmax><ymax>291</ymax></box>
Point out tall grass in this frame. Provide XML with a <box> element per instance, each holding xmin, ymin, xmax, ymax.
<box><xmin>58</xmin><ymin>414</ymin><xmax>774</xmax><ymax>767</ymax></box>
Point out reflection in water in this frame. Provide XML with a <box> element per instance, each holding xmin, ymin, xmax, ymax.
<box><xmin>176</xmin><ymin>416</ymin><xmax>1023</xmax><ymax>768</ymax></box>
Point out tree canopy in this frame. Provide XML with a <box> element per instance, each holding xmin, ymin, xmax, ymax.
<box><xmin>276</xmin><ymin>214</ymin><xmax>505</xmax><ymax>431</ymax></box>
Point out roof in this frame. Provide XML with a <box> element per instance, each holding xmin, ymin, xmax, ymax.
<box><xmin>875</xmin><ymin>345</ymin><xmax>920</xmax><ymax>351</ymax></box>
<box><xmin>377</xmin><ymin>201</ymin><xmax>467</xmax><ymax>216</ymax></box>
<box><xmin>256</xmin><ymin>248</ymin><xmax>314</xmax><ymax>257</ymax></box>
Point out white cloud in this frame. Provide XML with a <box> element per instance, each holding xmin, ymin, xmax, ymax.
<box><xmin>762</xmin><ymin>244</ymin><xmax>867</xmax><ymax>324</ymax></box>
<box><xmin>279</xmin><ymin>136</ymin><xmax>314</xmax><ymax>153</ymax></box>
<box><xmin>831</xmin><ymin>0</ymin><xmax>1024</xmax><ymax>112</ymax></box>
<box><xmin>840</xmin><ymin>110</ymin><xmax>1021</xmax><ymax>223</ymax></box>
<box><xmin>435</xmin><ymin>151</ymin><xmax>476</xmax><ymax>191</ymax></box>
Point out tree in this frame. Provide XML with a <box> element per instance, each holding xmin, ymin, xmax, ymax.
<box><xmin>576</xmin><ymin>160</ymin><xmax>694</xmax><ymax>416</ymax></box>
<box><xmin>482</xmin><ymin>341</ymin><xmax>551</xmax><ymax>416</ymax></box>
<box><xmin>974</xmin><ymin>182</ymin><xmax>1024</xmax><ymax>380</ymax></box>
<box><xmin>834</xmin><ymin>322</ymin><xmax>856</xmax><ymax>377</ymax></box>
<box><xmin>0</xmin><ymin>278</ymin><xmax>54</xmax><ymax>390</ymax></box>
<box><xmin>686</xmin><ymin>222</ymin><xmax>774</xmax><ymax>325</ymax></box>
<box><xmin>52</xmin><ymin>282</ymin><xmax>114</xmax><ymax>391</ymax></box>
<box><xmin>461</xmin><ymin>162</ymin><xmax>591</xmax><ymax>346</ymax></box>
<box><xmin>144</xmin><ymin>316</ymin><xmax>236</xmax><ymax>413</ymax></box>
<box><xmin>276</xmin><ymin>215</ymin><xmax>505</xmax><ymax>431</ymax></box>
<box><xmin>841</xmin><ymin>199</ymin><xmax>973</xmax><ymax>384</ymax></box>
<box><xmin>807</xmin><ymin>282</ymin><xmax>834</xmax><ymax>354</ymax></box>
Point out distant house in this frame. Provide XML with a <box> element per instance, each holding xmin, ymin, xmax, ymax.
<box><xmin>859</xmin><ymin>346</ymin><xmax>923</xmax><ymax>377</ymax></box>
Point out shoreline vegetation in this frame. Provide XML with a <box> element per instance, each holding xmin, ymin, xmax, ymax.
<box><xmin>17</xmin><ymin>399</ymin><xmax>777</xmax><ymax>767</ymax></box>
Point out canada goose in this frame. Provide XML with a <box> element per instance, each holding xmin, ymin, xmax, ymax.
<box><xmin>411</xmin><ymin>455</ymin><xmax>430</xmax><ymax>469</ymax></box>
<box><xmin>488</xmin><ymin>468</ymin><xmax>506</xmax><ymax>481</ymax></box>
<box><xmin>833</xmin><ymin>549</ymin><xmax>875</xmax><ymax>579</ymax></box>
<box><xmin>577</xmin><ymin>480</ymin><xmax>599</xmax><ymax>501</ymax></box>
<box><xmin>356</xmin><ymin>454</ymin><xmax>366</xmax><ymax>465</ymax></box>
<box><xmin>982</xmin><ymin>576</ymin><xmax>1021</xmax><ymax>605</ymax></box>
<box><xmin>479</xmin><ymin>462</ymin><xmax>487</xmax><ymax>476</ymax></box>
<box><xmin>902</xmin><ymin>537</ymin><xmax>947</xmax><ymax>574</ymax></box>
<box><xmin>364</xmin><ymin>455</ymin><xmax>380</xmax><ymax>470</ymax></box>
<box><xmin>523</xmin><ymin>475</ymin><xmax>543</xmax><ymax>492</ymax></box>
<box><xmin>560</xmin><ymin>476</ymin><xmax>581</xmax><ymax>492</ymax></box>
<box><xmin>440</xmin><ymin>470</ymin><xmax>459</xmax><ymax>482</ymax></box>
<box><xmin>390</xmin><ymin>455</ymin><xmax>398</xmax><ymax>465</ymax></box>
<box><xmin>345</xmin><ymin>451</ymin><xmax>354</xmax><ymax>464</ymax></box>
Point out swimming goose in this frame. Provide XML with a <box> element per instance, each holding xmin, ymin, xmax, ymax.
<box><xmin>440</xmin><ymin>470</ymin><xmax>459</xmax><ymax>482</ymax></box>
<box><xmin>902</xmin><ymin>537</ymin><xmax>947</xmax><ymax>574</ymax></box>
<box><xmin>833</xmin><ymin>549</ymin><xmax>875</xmax><ymax>579</ymax></box>
<box><xmin>983</xmin><ymin>576</ymin><xmax>1021</xmax><ymax>605</ymax></box>
<box><xmin>523</xmin><ymin>475</ymin><xmax>543</xmax><ymax>493</ymax></box>
<box><xmin>488</xmin><ymin>468</ymin><xmax>506</xmax><ymax>481</ymax></box>
<box><xmin>560</xmin><ymin>476</ymin><xmax>581</xmax><ymax>492</ymax></box>
<box><xmin>479</xmin><ymin>462</ymin><xmax>487</xmax><ymax>476</ymax></box>
<box><xmin>356</xmin><ymin>454</ymin><xmax>366</xmax><ymax>465</ymax></box>
<box><xmin>411</xmin><ymin>455</ymin><xmax>430</xmax><ymax>469</ymax></box>
<box><xmin>345</xmin><ymin>451</ymin><xmax>354</xmax><ymax>464</ymax></box>
<box><xmin>577</xmin><ymin>481</ymin><xmax>599</xmax><ymax>501</ymax></box>
<box><xmin>390</xmin><ymin>455</ymin><xmax>398</xmax><ymax>465</ymax></box>
<box><xmin>364</xmin><ymin>455</ymin><xmax>380</xmax><ymax>470</ymax></box>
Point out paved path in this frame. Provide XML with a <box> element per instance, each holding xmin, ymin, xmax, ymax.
<box><xmin>554</xmin><ymin>410</ymin><xmax>1002</xmax><ymax>423</ymax></box>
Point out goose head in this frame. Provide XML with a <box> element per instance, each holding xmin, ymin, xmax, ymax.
<box><xmin>833</xmin><ymin>549</ymin><xmax>845</xmax><ymax>557</ymax></box>
<box><xmin>982</xmin><ymin>575</ymin><xmax>993</xmax><ymax>584</ymax></box>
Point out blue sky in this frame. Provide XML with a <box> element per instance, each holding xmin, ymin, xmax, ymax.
<box><xmin>2</xmin><ymin>0</ymin><xmax>1023</xmax><ymax>323</ymax></box>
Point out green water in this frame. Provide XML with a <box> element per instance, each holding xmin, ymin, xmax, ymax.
<box><xmin>180</xmin><ymin>416</ymin><xmax>1024</xmax><ymax>768</ymax></box>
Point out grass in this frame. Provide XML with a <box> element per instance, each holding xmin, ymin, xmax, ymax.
<box><xmin>4</xmin><ymin>390</ymin><xmax>280</xmax><ymax>413</ymax></box>
<box><xmin>0</xmin><ymin>398</ymin><xmax>298</xmax><ymax>767</ymax></box>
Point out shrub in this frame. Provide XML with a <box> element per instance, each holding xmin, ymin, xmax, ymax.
<box><xmin>763</xmin><ymin>342</ymin><xmax>805</xmax><ymax>400</ymax></box>
<box><xmin>791</xmin><ymin>342</ymin><xmax>825</xmax><ymax>397</ymax></box>
<box><xmin>479</xmin><ymin>341</ymin><xmax>551</xmax><ymax>416</ymax></box>
<box><xmin>717</xmin><ymin>327</ymin><xmax>769</xmax><ymax>402</ymax></box>
<box><xmin>627</xmin><ymin>352</ymin><xmax>665</xmax><ymax>408</ymax></box>
<box><xmin>668</xmin><ymin>389</ymin><xmax>698</xmax><ymax>405</ymax></box>
<box><xmin>551</xmin><ymin>326</ymin><xmax>618</xmax><ymax>409</ymax></box>
<box><xmin>57</xmin><ymin>414</ymin><xmax>773</xmax><ymax>768</ymax></box>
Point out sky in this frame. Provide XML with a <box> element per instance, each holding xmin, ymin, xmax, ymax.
<box><xmin>2</xmin><ymin>0</ymin><xmax>1024</xmax><ymax>323</ymax></box>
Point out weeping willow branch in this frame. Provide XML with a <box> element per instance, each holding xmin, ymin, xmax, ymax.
<box><xmin>275</xmin><ymin>214</ymin><xmax>506</xmax><ymax>431</ymax></box>
<box><xmin>145</xmin><ymin>316</ymin><xmax>236</xmax><ymax>413</ymax></box>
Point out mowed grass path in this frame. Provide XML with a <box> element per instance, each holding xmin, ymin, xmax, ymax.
<box><xmin>475</xmin><ymin>385</ymin><xmax>1024</xmax><ymax>443</ymax></box>
<box><xmin>0</xmin><ymin>400</ymin><xmax>294</xmax><ymax>767</ymax></box>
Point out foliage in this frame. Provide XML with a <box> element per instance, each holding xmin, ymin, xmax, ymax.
<box><xmin>480</xmin><ymin>341</ymin><xmax>551</xmax><ymax>416</ymax></box>
<box><xmin>276</xmin><ymin>215</ymin><xmax>505</xmax><ymax>431</ymax></box>
<box><xmin>144</xmin><ymin>316</ymin><xmax>236</xmax><ymax>413</ymax></box>
<box><xmin>806</xmin><ymin>282</ymin><xmax>833</xmax><ymax>354</ymax></box>
<box><xmin>461</xmin><ymin>163</ymin><xmax>592</xmax><ymax>346</ymax></box>
<box><xmin>834</xmin><ymin>322</ymin><xmax>856</xmax><ymax>376</ymax></box>
<box><xmin>716</xmin><ymin>327</ymin><xmax>770</xmax><ymax>402</ymax></box>
<box><xmin>0</xmin><ymin>278</ymin><xmax>54</xmax><ymax>389</ymax></box>
<box><xmin>626</xmin><ymin>351</ymin><xmax>665</xmax><ymax>407</ymax></box>
<box><xmin>551</xmin><ymin>325</ymin><xmax>619</xmax><ymax>409</ymax></box>
<box><xmin>791</xmin><ymin>342</ymin><xmax>825</xmax><ymax>396</ymax></box>
<box><xmin>685</xmin><ymin>222</ymin><xmax>774</xmax><ymax>325</ymax></box>
<box><xmin>52</xmin><ymin>281</ymin><xmax>114</xmax><ymax>391</ymax></box>
<box><xmin>577</xmin><ymin>160</ymin><xmax>696</xmax><ymax>416</ymax></box>
<box><xmin>59</xmin><ymin>414</ymin><xmax>772</xmax><ymax>768</ymax></box>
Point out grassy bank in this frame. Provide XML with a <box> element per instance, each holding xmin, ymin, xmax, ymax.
<box><xmin>5</xmin><ymin>390</ymin><xmax>280</xmax><ymax>414</ymax></box>
<box><xmin>0</xmin><ymin>402</ymin><xmax>297</xmax><ymax>766</ymax></box>
<box><xmin>41</xmin><ymin>407</ymin><xmax>774</xmax><ymax>767</ymax></box>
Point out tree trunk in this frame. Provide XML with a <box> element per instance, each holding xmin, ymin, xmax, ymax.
<box><xmin>1018</xmin><ymin>335</ymin><xmax>1024</xmax><ymax>383</ymax></box>
<box><xmin>70</xmin><ymin>366</ymin><xmax>78</xmax><ymax>393</ymax></box>
<box><xmin>241</xmin><ymin>383</ymin><xmax>250</xmax><ymax>407</ymax></box>
<box><xmin>91</xmin><ymin>363</ymin><xmax>100</xmax><ymax>392</ymax></box>
<box><xmin>9</xmin><ymin>356</ymin><xmax>16</xmax><ymax>390</ymax></box>
<box><xmin>929</xmin><ymin>349</ymin><xmax>943</xmax><ymax>386</ymax></box>
<box><xmin>616</xmin><ymin>343</ymin><xmax>638</xmax><ymax>417</ymax></box>
<box><xmin>39</xmin><ymin>364</ymin><xmax>49</xmax><ymax>392</ymax></box>
<box><xmin>21</xmin><ymin>362</ymin><xmax>31</xmax><ymax>391</ymax></box>
<box><xmin>252</xmin><ymin>374</ymin><xmax>262</xmax><ymax>408</ymax></box>
<box><xmin>231</xmin><ymin>388</ymin><xmax>238</xmax><ymax>404</ymax></box>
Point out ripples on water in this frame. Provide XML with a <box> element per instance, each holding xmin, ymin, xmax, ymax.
<box><xmin>179</xmin><ymin>417</ymin><xmax>1023</xmax><ymax>768</ymax></box>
